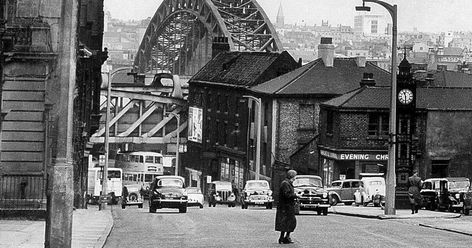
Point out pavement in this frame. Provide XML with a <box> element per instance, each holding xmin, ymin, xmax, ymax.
<box><xmin>0</xmin><ymin>204</ymin><xmax>471</xmax><ymax>248</ymax></box>
<box><xmin>0</xmin><ymin>205</ymin><xmax>113</xmax><ymax>248</ymax></box>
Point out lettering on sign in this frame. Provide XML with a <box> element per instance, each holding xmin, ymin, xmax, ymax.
<box><xmin>321</xmin><ymin>150</ymin><xmax>388</xmax><ymax>161</ymax></box>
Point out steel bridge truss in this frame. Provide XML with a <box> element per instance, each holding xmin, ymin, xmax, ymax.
<box><xmin>134</xmin><ymin>0</ymin><xmax>282</xmax><ymax>75</ymax></box>
<box><xmin>90</xmin><ymin>86</ymin><xmax>188</xmax><ymax>144</ymax></box>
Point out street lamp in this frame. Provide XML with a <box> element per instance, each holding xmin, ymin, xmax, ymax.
<box><xmin>166</xmin><ymin>112</ymin><xmax>180</xmax><ymax>176</ymax></box>
<box><xmin>242</xmin><ymin>95</ymin><xmax>261</xmax><ymax>180</ymax></box>
<box><xmin>356</xmin><ymin>0</ymin><xmax>397</xmax><ymax>215</ymax></box>
<box><xmin>100</xmin><ymin>66</ymin><xmax>133</xmax><ymax>210</ymax></box>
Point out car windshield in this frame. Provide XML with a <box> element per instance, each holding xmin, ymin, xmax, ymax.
<box><xmin>246</xmin><ymin>181</ymin><xmax>269</xmax><ymax>189</ymax></box>
<box><xmin>186</xmin><ymin>188</ymin><xmax>202</xmax><ymax>194</ymax></box>
<box><xmin>448</xmin><ymin>180</ymin><xmax>470</xmax><ymax>190</ymax></box>
<box><xmin>293</xmin><ymin>178</ymin><xmax>322</xmax><ymax>188</ymax></box>
<box><xmin>330</xmin><ymin>181</ymin><xmax>342</xmax><ymax>188</ymax></box>
<box><xmin>157</xmin><ymin>178</ymin><xmax>183</xmax><ymax>188</ymax></box>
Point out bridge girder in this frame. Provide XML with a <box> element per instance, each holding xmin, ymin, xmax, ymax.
<box><xmin>134</xmin><ymin>0</ymin><xmax>282</xmax><ymax>75</ymax></box>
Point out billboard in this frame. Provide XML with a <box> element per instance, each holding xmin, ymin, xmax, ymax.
<box><xmin>188</xmin><ymin>106</ymin><xmax>203</xmax><ymax>143</ymax></box>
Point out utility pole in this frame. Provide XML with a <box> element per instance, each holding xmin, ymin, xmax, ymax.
<box><xmin>166</xmin><ymin>112</ymin><xmax>180</xmax><ymax>176</ymax></box>
<box><xmin>356</xmin><ymin>0</ymin><xmax>397</xmax><ymax>215</ymax></box>
<box><xmin>45</xmin><ymin>0</ymin><xmax>78</xmax><ymax>247</ymax></box>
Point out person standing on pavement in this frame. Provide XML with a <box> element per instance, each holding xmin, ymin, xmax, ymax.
<box><xmin>275</xmin><ymin>169</ymin><xmax>298</xmax><ymax>244</ymax></box>
<box><xmin>407</xmin><ymin>170</ymin><xmax>423</xmax><ymax>214</ymax></box>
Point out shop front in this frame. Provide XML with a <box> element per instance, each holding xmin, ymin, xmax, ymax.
<box><xmin>319</xmin><ymin>148</ymin><xmax>388</xmax><ymax>186</ymax></box>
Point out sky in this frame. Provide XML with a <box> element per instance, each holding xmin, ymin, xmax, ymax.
<box><xmin>104</xmin><ymin>0</ymin><xmax>472</xmax><ymax>33</ymax></box>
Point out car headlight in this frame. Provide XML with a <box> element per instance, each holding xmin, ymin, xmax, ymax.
<box><xmin>268</xmin><ymin>190</ymin><xmax>273</xmax><ymax>196</ymax></box>
<box><xmin>323</xmin><ymin>192</ymin><xmax>328</xmax><ymax>198</ymax></box>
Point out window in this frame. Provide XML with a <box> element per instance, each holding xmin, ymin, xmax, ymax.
<box><xmin>145</xmin><ymin>156</ymin><xmax>154</xmax><ymax>163</ymax></box>
<box><xmin>327</xmin><ymin>111</ymin><xmax>334</xmax><ymax>135</ymax></box>
<box><xmin>299</xmin><ymin>103</ymin><xmax>316</xmax><ymax>130</ymax></box>
<box><xmin>351</xmin><ymin>181</ymin><xmax>361</xmax><ymax>188</ymax></box>
<box><xmin>342</xmin><ymin>182</ymin><xmax>350</xmax><ymax>188</ymax></box>
<box><xmin>371</xmin><ymin>20</ymin><xmax>378</xmax><ymax>34</ymax></box>
<box><xmin>368</xmin><ymin>113</ymin><xmax>389</xmax><ymax>136</ymax></box>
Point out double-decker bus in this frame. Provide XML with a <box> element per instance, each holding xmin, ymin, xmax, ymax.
<box><xmin>115</xmin><ymin>151</ymin><xmax>173</xmax><ymax>197</ymax></box>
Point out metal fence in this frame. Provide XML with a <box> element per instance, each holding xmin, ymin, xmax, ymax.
<box><xmin>0</xmin><ymin>174</ymin><xmax>47</xmax><ymax>210</ymax></box>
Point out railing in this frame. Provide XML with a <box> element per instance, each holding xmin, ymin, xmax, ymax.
<box><xmin>0</xmin><ymin>174</ymin><xmax>46</xmax><ymax>210</ymax></box>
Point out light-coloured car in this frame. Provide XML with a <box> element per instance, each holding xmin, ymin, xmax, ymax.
<box><xmin>241</xmin><ymin>180</ymin><xmax>273</xmax><ymax>209</ymax></box>
<box><xmin>122</xmin><ymin>184</ymin><xmax>144</xmax><ymax>209</ymax></box>
<box><xmin>327</xmin><ymin>179</ymin><xmax>366</xmax><ymax>206</ymax></box>
<box><xmin>186</xmin><ymin>187</ymin><xmax>204</xmax><ymax>208</ymax></box>
<box><xmin>361</xmin><ymin>177</ymin><xmax>385</xmax><ymax>207</ymax></box>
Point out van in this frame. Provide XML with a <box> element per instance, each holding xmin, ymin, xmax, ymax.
<box><xmin>207</xmin><ymin>181</ymin><xmax>234</xmax><ymax>207</ymax></box>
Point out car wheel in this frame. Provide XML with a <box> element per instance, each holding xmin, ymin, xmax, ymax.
<box><xmin>317</xmin><ymin>210</ymin><xmax>322</xmax><ymax>215</ymax></box>
<box><xmin>464</xmin><ymin>208</ymin><xmax>470</xmax><ymax>215</ymax></box>
<box><xmin>330</xmin><ymin>196</ymin><xmax>339</xmax><ymax>206</ymax></box>
<box><xmin>179</xmin><ymin>206</ymin><xmax>187</xmax><ymax>213</ymax></box>
<box><xmin>149</xmin><ymin>204</ymin><xmax>156</xmax><ymax>213</ymax></box>
<box><xmin>345</xmin><ymin>201</ymin><xmax>353</xmax><ymax>206</ymax></box>
<box><xmin>200</xmin><ymin>204</ymin><xmax>204</xmax><ymax>209</ymax></box>
<box><xmin>138</xmin><ymin>204</ymin><xmax>143</xmax><ymax>208</ymax></box>
<box><xmin>374</xmin><ymin>203</ymin><xmax>380</xmax><ymax>207</ymax></box>
<box><xmin>323</xmin><ymin>208</ymin><xmax>328</xmax><ymax>216</ymax></box>
<box><xmin>121</xmin><ymin>204</ymin><xmax>126</xmax><ymax>209</ymax></box>
<box><xmin>266</xmin><ymin>202</ymin><xmax>273</xmax><ymax>209</ymax></box>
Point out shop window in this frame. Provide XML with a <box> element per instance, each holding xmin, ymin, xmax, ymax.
<box><xmin>368</xmin><ymin>113</ymin><xmax>389</xmax><ymax>136</ymax></box>
<box><xmin>327</xmin><ymin>111</ymin><xmax>334</xmax><ymax>135</ymax></box>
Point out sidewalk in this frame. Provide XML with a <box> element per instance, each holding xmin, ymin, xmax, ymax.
<box><xmin>331</xmin><ymin>205</ymin><xmax>472</xmax><ymax>236</ymax></box>
<box><xmin>0</xmin><ymin>205</ymin><xmax>113</xmax><ymax>248</ymax></box>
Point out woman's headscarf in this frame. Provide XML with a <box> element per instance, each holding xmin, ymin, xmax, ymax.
<box><xmin>287</xmin><ymin>169</ymin><xmax>297</xmax><ymax>179</ymax></box>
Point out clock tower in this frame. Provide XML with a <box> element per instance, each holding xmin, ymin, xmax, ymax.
<box><xmin>395</xmin><ymin>55</ymin><xmax>418</xmax><ymax>208</ymax></box>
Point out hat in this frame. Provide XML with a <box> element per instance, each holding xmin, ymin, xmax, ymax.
<box><xmin>287</xmin><ymin>170</ymin><xmax>297</xmax><ymax>179</ymax></box>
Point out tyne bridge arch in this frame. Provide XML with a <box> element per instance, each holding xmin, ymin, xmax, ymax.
<box><xmin>133</xmin><ymin>0</ymin><xmax>283</xmax><ymax>75</ymax></box>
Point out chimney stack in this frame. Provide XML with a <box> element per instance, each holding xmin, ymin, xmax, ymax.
<box><xmin>212</xmin><ymin>37</ymin><xmax>230</xmax><ymax>58</ymax></box>
<box><xmin>318</xmin><ymin>37</ymin><xmax>334</xmax><ymax>67</ymax></box>
<box><xmin>360</xmin><ymin>72</ymin><xmax>375</xmax><ymax>87</ymax></box>
<box><xmin>356</xmin><ymin>56</ymin><xmax>366</xmax><ymax>67</ymax></box>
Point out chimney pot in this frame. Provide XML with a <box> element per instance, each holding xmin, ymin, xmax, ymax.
<box><xmin>318</xmin><ymin>37</ymin><xmax>334</xmax><ymax>67</ymax></box>
<box><xmin>212</xmin><ymin>36</ymin><xmax>230</xmax><ymax>58</ymax></box>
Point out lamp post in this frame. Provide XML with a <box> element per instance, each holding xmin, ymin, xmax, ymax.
<box><xmin>356</xmin><ymin>0</ymin><xmax>397</xmax><ymax>215</ymax></box>
<box><xmin>243</xmin><ymin>95</ymin><xmax>261</xmax><ymax>180</ymax></box>
<box><xmin>166</xmin><ymin>112</ymin><xmax>180</xmax><ymax>176</ymax></box>
<box><xmin>100</xmin><ymin>66</ymin><xmax>133</xmax><ymax>210</ymax></box>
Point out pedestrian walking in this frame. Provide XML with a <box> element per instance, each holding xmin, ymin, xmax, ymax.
<box><xmin>275</xmin><ymin>169</ymin><xmax>298</xmax><ymax>244</ymax></box>
<box><xmin>407</xmin><ymin>170</ymin><xmax>423</xmax><ymax>214</ymax></box>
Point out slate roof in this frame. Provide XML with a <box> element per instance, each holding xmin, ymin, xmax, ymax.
<box><xmin>190</xmin><ymin>51</ymin><xmax>293</xmax><ymax>87</ymax></box>
<box><xmin>322</xmin><ymin>86</ymin><xmax>472</xmax><ymax>111</ymax></box>
<box><xmin>431</xmin><ymin>70</ymin><xmax>472</xmax><ymax>87</ymax></box>
<box><xmin>250</xmin><ymin>57</ymin><xmax>391</xmax><ymax>96</ymax></box>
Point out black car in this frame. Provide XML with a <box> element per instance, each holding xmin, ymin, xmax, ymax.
<box><xmin>293</xmin><ymin>175</ymin><xmax>330</xmax><ymax>215</ymax></box>
<box><xmin>148</xmin><ymin>176</ymin><xmax>188</xmax><ymax>213</ymax></box>
<box><xmin>421</xmin><ymin>177</ymin><xmax>471</xmax><ymax>215</ymax></box>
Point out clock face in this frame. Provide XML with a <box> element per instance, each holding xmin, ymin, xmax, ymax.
<box><xmin>398</xmin><ymin>89</ymin><xmax>413</xmax><ymax>104</ymax></box>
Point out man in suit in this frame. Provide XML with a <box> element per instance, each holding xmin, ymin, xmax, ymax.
<box><xmin>407</xmin><ymin>170</ymin><xmax>423</xmax><ymax>214</ymax></box>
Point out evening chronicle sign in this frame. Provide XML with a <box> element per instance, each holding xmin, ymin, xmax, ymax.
<box><xmin>320</xmin><ymin>150</ymin><xmax>388</xmax><ymax>161</ymax></box>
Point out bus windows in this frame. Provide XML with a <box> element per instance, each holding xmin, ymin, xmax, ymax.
<box><xmin>154</xmin><ymin>156</ymin><xmax>162</xmax><ymax>164</ymax></box>
<box><xmin>144</xmin><ymin>174</ymin><xmax>155</xmax><ymax>183</ymax></box>
<box><xmin>145</xmin><ymin>156</ymin><xmax>154</xmax><ymax>163</ymax></box>
<box><xmin>108</xmin><ymin>170</ymin><xmax>121</xmax><ymax>179</ymax></box>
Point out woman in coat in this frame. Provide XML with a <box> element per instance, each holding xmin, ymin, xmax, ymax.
<box><xmin>407</xmin><ymin>170</ymin><xmax>423</xmax><ymax>214</ymax></box>
<box><xmin>275</xmin><ymin>169</ymin><xmax>298</xmax><ymax>244</ymax></box>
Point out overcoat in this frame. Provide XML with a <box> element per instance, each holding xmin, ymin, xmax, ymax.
<box><xmin>275</xmin><ymin>179</ymin><xmax>297</xmax><ymax>232</ymax></box>
<box><xmin>407</xmin><ymin>175</ymin><xmax>422</xmax><ymax>205</ymax></box>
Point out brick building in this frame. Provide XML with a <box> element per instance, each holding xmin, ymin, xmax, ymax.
<box><xmin>318</xmin><ymin>85</ymin><xmax>472</xmax><ymax>186</ymax></box>
<box><xmin>184</xmin><ymin>46</ymin><xmax>299</xmax><ymax>194</ymax></box>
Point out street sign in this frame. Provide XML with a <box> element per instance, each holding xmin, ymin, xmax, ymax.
<box><xmin>206</xmin><ymin>175</ymin><xmax>212</xmax><ymax>183</ymax></box>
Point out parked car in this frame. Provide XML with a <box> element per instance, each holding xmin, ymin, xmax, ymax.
<box><xmin>186</xmin><ymin>187</ymin><xmax>204</xmax><ymax>208</ymax></box>
<box><xmin>361</xmin><ymin>177</ymin><xmax>385</xmax><ymax>207</ymax></box>
<box><xmin>121</xmin><ymin>184</ymin><xmax>144</xmax><ymax>209</ymax></box>
<box><xmin>207</xmin><ymin>181</ymin><xmax>234</xmax><ymax>207</ymax></box>
<box><xmin>421</xmin><ymin>177</ymin><xmax>471</xmax><ymax>215</ymax></box>
<box><xmin>327</xmin><ymin>179</ymin><xmax>366</xmax><ymax>206</ymax></box>
<box><xmin>241</xmin><ymin>180</ymin><xmax>273</xmax><ymax>209</ymax></box>
<box><xmin>148</xmin><ymin>176</ymin><xmax>188</xmax><ymax>213</ymax></box>
<box><xmin>293</xmin><ymin>175</ymin><xmax>330</xmax><ymax>215</ymax></box>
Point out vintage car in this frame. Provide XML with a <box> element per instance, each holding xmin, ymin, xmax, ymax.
<box><xmin>327</xmin><ymin>179</ymin><xmax>366</xmax><ymax>206</ymax></box>
<box><xmin>361</xmin><ymin>176</ymin><xmax>385</xmax><ymax>207</ymax></box>
<box><xmin>293</xmin><ymin>175</ymin><xmax>330</xmax><ymax>215</ymax></box>
<box><xmin>241</xmin><ymin>180</ymin><xmax>273</xmax><ymax>209</ymax></box>
<box><xmin>421</xmin><ymin>177</ymin><xmax>471</xmax><ymax>215</ymax></box>
<box><xmin>121</xmin><ymin>184</ymin><xmax>144</xmax><ymax>209</ymax></box>
<box><xmin>186</xmin><ymin>187</ymin><xmax>204</xmax><ymax>208</ymax></box>
<box><xmin>207</xmin><ymin>181</ymin><xmax>235</xmax><ymax>207</ymax></box>
<box><xmin>148</xmin><ymin>176</ymin><xmax>188</xmax><ymax>213</ymax></box>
